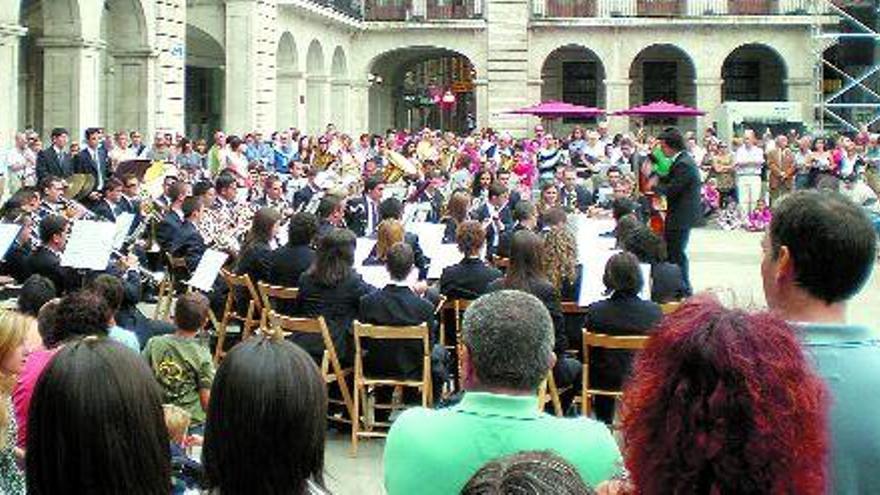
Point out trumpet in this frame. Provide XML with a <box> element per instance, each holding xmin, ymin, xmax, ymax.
<box><xmin>59</xmin><ymin>196</ymin><xmax>100</xmax><ymax>221</ymax></box>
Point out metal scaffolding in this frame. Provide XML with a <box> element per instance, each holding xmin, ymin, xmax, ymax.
<box><xmin>812</xmin><ymin>0</ymin><xmax>880</xmax><ymax>132</ymax></box>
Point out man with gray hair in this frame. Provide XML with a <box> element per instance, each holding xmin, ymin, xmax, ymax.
<box><xmin>383</xmin><ymin>290</ymin><xmax>621</xmax><ymax>495</ymax></box>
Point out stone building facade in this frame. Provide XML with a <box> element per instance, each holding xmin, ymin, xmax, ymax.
<box><xmin>0</xmin><ymin>0</ymin><xmax>837</xmax><ymax>143</ymax></box>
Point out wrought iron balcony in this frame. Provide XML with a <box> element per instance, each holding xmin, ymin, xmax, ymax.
<box><xmin>364</xmin><ymin>0</ymin><xmax>483</xmax><ymax>20</ymax></box>
<box><xmin>534</xmin><ymin>0</ymin><xmax>830</xmax><ymax>18</ymax></box>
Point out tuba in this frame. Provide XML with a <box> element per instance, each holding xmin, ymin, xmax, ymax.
<box><xmin>384</xmin><ymin>150</ymin><xmax>419</xmax><ymax>184</ymax></box>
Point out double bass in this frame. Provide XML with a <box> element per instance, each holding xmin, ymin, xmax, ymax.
<box><xmin>639</xmin><ymin>147</ymin><xmax>668</xmax><ymax>235</ymax></box>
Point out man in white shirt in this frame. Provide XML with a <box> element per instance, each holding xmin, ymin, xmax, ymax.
<box><xmin>733</xmin><ymin>129</ymin><xmax>765</xmax><ymax>212</ymax></box>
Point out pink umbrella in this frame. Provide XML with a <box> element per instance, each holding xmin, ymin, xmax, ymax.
<box><xmin>509</xmin><ymin>100</ymin><xmax>605</xmax><ymax>119</ymax></box>
<box><xmin>613</xmin><ymin>100</ymin><xmax>705</xmax><ymax>117</ymax></box>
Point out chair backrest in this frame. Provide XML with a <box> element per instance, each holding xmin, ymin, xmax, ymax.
<box><xmin>583</xmin><ymin>331</ymin><xmax>650</xmax><ymax>352</ymax></box>
<box><xmin>257</xmin><ymin>282</ymin><xmax>298</xmax><ymax>322</ymax></box>
<box><xmin>166</xmin><ymin>253</ymin><xmax>188</xmax><ymax>271</ymax></box>
<box><xmin>221</xmin><ymin>269</ymin><xmax>260</xmax><ymax>304</ymax></box>
<box><xmin>660</xmin><ymin>301</ymin><xmax>682</xmax><ymax>315</ymax></box>
<box><xmin>268</xmin><ymin>310</ymin><xmax>328</xmax><ymax>336</ymax></box>
<box><xmin>561</xmin><ymin>301</ymin><xmax>585</xmax><ymax>315</ymax></box>
<box><xmin>353</xmin><ymin>321</ymin><xmax>431</xmax><ymax>364</ymax></box>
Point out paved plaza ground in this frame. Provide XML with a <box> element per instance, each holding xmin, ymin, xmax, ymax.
<box><xmin>321</xmin><ymin>226</ymin><xmax>880</xmax><ymax>495</ymax></box>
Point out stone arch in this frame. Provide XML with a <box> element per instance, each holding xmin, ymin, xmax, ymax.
<box><xmin>540</xmin><ymin>44</ymin><xmax>607</xmax><ymax>132</ymax></box>
<box><xmin>276</xmin><ymin>31</ymin><xmax>300</xmax><ymax>129</ymax></box>
<box><xmin>330</xmin><ymin>46</ymin><xmax>348</xmax><ymax>131</ymax></box>
<box><xmin>306</xmin><ymin>39</ymin><xmax>326</xmax><ymax>133</ymax></box>
<box><xmin>101</xmin><ymin>0</ymin><xmax>151</xmax><ymax>133</ymax></box>
<box><xmin>628</xmin><ymin>43</ymin><xmax>697</xmax><ymax>107</ymax></box>
<box><xmin>366</xmin><ymin>46</ymin><xmax>477</xmax><ymax>133</ymax></box>
<box><xmin>185</xmin><ymin>24</ymin><xmax>225</xmax><ymax>139</ymax></box>
<box><xmin>721</xmin><ymin>43</ymin><xmax>788</xmax><ymax>102</ymax></box>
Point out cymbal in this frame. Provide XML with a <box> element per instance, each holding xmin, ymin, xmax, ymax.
<box><xmin>386</xmin><ymin>150</ymin><xmax>418</xmax><ymax>176</ymax></box>
<box><xmin>64</xmin><ymin>174</ymin><xmax>88</xmax><ymax>199</ymax></box>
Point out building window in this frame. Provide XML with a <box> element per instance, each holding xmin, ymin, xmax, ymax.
<box><xmin>562</xmin><ymin>61</ymin><xmax>598</xmax><ymax>123</ymax></box>
<box><xmin>723</xmin><ymin>61</ymin><xmax>761</xmax><ymax>101</ymax></box>
<box><xmin>642</xmin><ymin>61</ymin><xmax>677</xmax><ymax>103</ymax></box>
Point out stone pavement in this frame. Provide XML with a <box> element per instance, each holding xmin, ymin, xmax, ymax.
<box><xmin>321</xmin><ymin>227</ymin><xmax>880</xmax><ymax>495</ymax></box>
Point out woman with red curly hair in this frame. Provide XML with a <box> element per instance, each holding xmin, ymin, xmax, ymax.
<box><xmin>610</xmin><ymin>297</ymin><xmax>828</xmax><ymax>495</ymax></box>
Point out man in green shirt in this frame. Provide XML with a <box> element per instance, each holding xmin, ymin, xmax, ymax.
<box><xmin>761</xmin><ymin>191</ymin><xmax>879</xmax><ymax>494</ymax></box>
<box><xmin>384</xmin><ymin>290</ymin><xmax>622</xmax><ymax>494</ymax></box>
<box><xmin>143</xmin><ymin>292</ymin><xmax>215</xmax><ymax>425</ymax></box>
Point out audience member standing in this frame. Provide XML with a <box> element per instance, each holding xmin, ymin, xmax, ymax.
<box><xmin>0</xmin><ymin>312</ymin><xmax>29</xmax><ymax>495</ymax></box>
<box><xmin>733</xmin><ymin>129</ymin><xmax>765</xmax><ymax>212</ymax></box>
<box><xmin>761</xmin><ymin>191</ymin><xmax>878</xmax><ymax>494</ymax></box>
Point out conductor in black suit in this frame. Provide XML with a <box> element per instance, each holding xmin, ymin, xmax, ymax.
<box><xmin>26</xmin><ymin>214</ymin><xmax>80</xmax><ymax>295</ymax></box>
<box><xmin>35</xmin><ymin>128</ymin><xmax>73</xmax><ymax>182</ymax></box>
<box><xmin>649</xmin><ymin>128</ymin><xmax>701</xmax><ymax>295</ymax></box>
<box><xmin>73</xmin><ymin>127</ymin><xmax>110</xmax><ymax>202</ymax></box>
<box><xmin>439</xmin><ymin>220</ymin><xmax>502</xmax><ymax>300</ymax></box>
<box><xmin>359</xmin><ymin>243</ymin><xmax>447</xmax><ymax>405</ymax></box>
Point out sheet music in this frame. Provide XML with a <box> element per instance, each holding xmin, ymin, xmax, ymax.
<box><xmin>187</xmin><ymin>249</ymin><xmax>228</xmax><ymax>292</ymax></box>
<box><xmin>406</xmin><ymin>222</ymin><xmax>445</xmax><ymax>255</ymax></box>
<box><xmin>112</xmin><ymin>212</ymin><xmax>135</xmax><ymax>250</ymax></box>
<box><xmin>61</xmin><ymin>220</ymin><xmax>117</xmax><ymax>270</ymax></box>
<box><xmin>354</xmin><ymin>238</ymin><xmax>376</xmax><ymax>267</ymax></box>
<box><xmin>572</xmin><ymin>215</ymin><xmax>616</xmax><ymax>264</ymax></box>
<box><xmin>577</xmin><ymin>249</ymin><xmax>618</xmax><ymax>307</ymax></box>
<box><xmin>0</xmin><ymin>224</ymin><xmax>21</xmax><ymax>262</ymax></box>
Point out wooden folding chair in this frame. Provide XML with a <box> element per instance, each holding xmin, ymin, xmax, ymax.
<box><xmin>214</xmin><ymin>269</ymin><xmax>260</xmax><ymax>363</ymax></box>
<box><xmin>536</xmin><ymin>371</ymin><xmax>565</xmax><ymax>417</ymax></box>
<box><xmin>256</xmin><ymin>282</ymin><xmax>299</xmax><ymax>333</ymax></box>
<box><xmin>660</xmin><ymin>301</ymin><xmax>682</xmax><ymax>315</ymax></box>
<box><xmin>351</xmin><ymin>321</ymin><xmax>432</xmax><ymax>455</ymax></box>
<box><xmin>579</xmin><ymin>330</ymin><xmax>650</xmax><ymax>418</ymax></box>
<box><xmin>268</xmin><ymin>311</ymin><xmax>356</xmax><ymax>428</ymax></box>
<box><xmin>154</xmin><ymin>253</ymin><xmax>189</xmax><ymax>321</ymax></box>
<box><xmin>437</xmin><ymin>297</ymin><xmax>471</xmax><ymax>349</ymax></box>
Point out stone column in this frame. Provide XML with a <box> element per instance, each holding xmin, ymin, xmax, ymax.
<box><xmin>474</xmin><ymin>78</ymin><xmax>489</xmax><ymax>131</ymax></box>
<box><xmin>276</xmin><ymin>69</ymin><xmax>303</xmax><ymax>130</ymax></box>
<box><xmin>154</xmin><ymin>0</ymin><xmax>186</xmax><ymax>134</ymax></box>
<box><xmin>225</xmin><ymin>0</ymin><xmax>277</xmax><ymax>134</ymax></box>
<box><xmin>485</xmin><ymin>0</ymin><xmax>529</xmax><ymax>136</ymax></box>
<box><xmin>306</xmin><ymin>74</ymin><xmax>329</xmax><ymax>134</ymax></box>
<box><xmin>695</xmin><ymin>77</ymin><xmax>723</xmax><ymax>133</ymax></box>
<box><xmin>349</xmin><ymin>80</ymin><xmax>369</xmax><ymax>136</ymax></box>
<box><xmin>38</xmin><ymin>37</ymin><xmax>104</xmax><ymax>143</ymax></box>
<box><xmin>0</xmin><ymin>24</ymin><xmax>26</xmax><ymax>146</ymax></box>
<box><xmin>107</xmin><ymin>50</ymin><xmax>156</xmax><ymax>134</ymax></box>
<box><xmin>604</xmin><ymin>78</ymin><xmax>630</xmax><ymax>133</ymax></box>
<box><xmin>330</xmin><ymin>78</ymin><xmax>350</xmax><ymax>132</ymax></box>
<box><xmin>786</xmin><ymin>77</ymin><xmax>815</xmax><ymax>129</ymax></box>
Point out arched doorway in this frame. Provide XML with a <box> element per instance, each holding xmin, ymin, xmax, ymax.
<box><xmin>276</xmin><ymin>32</ymin><xmax>299</xmax><ymax>130</ymax></box>
<box><xmin>722</xmin><ymin>44</ymin><xmax>787</xmax><ymax>102</ymax></box>
<box><xmin>330</xmin><ymin>46</ymin><xmax>348</xmax><ymax>131</ymax></box>
<box><xmin>541</xmin><ymin>45</ymin><xmax>606</xmax><ymax>132</ymax></box>
<box><xmin>306</xmin><ymin>39</ymin><xmax>325</xmax><ymax>134</ymax></box>
<box><xmin>100</xmin><ymin>0</ymin><xmax>150</xmax><ymax>133</ymax></box>
<box><xmin>367</xmin><ymin>46</ymin><xmax>476</xmax><ymax>134</ymax></box>
<box><xmin>629</xmin><ymin>44</ymin><xmax>696</xmax><ymax>127</ymax></box>
<box><xmin>185</xmin><ymin>25</ymin><xmax>224</xmax><ymax>140</ymax></box>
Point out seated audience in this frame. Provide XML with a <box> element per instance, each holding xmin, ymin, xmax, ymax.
<box><xmin>0</xmin><ymin>312</ymin><xmax>29</xmax><ymax>494</ymax></box>
<box><xmin>621</xmin><ymin>225</ymin><xmax>687</xmax><ymax>304</ymax></box>
<box><xmin>16</xmin><ymin>274</ymin><xmax>55</xmax><ymax>318</ymax></box>
<box><xmin>761</xmin><ymin>191</ymin><xmax>878</xmax><ymax>493</ymax></box>
<box><xmin>384</xmin><ymin>291</ymin><xmax>621</xmax><ymax>494</ymax></box>
<box><xmin>27</xmin><ymin>338</ymin><xmax>171</xmax><ymax>494</ymax></box>
<box><xmin>88</xmin><ymin>275</ymin><xmax>141</xmax><ymax>352</ymax></box>
<box><xmin>487</xmin><ymin>230</ymin><xmax>580</xmax><ymax>410</ymax></box>
<box><xmin>439</xmin><ymin>220</ymin><xmax>502</xmax><ymax>300</ymax></box>
<box><xmin>359</xmin><ymin>243</ymin><xmax>447</xmax><ymax>404</ymax></box>
<box><xmin>462</xmin><ymin>451</ymin><xmax>595</xmax><ymax>495</ymax></box>
<box><xmin>267</xmin><ymin>212</ymin><xmax>318</xmax><ymax>315</ymax></box>
<box><xmin>143</xmin><ymin>292</ymin><xmax>214</xmax><ymax>429</ymax></box>
<box><xmin>55</xmin><ymin>290</ymin><xmax>138</xmax><ymax>351</ymax></box>
<box><xmin>496</xmin><ymin>200</ymin><xmax>537</xmax><ymax>259</ymax></box>
<box><xmin>164</xmin><ymin>404</ymin><xmax>204</xmax><ymax>493</ymax></box>
<box><xmin>295</xmin><ymin>228</ymin><xmax>376</xmax><ymax>365</ymax></box>
<box><xmin>203</xmin><ymin>337</ymin><xmax>327</xmax><ymax>494</ymax></box>
<box><xmin>612</xmin><ymin>298</ymin><xmax>827</xmax><ymax>495</ymax></box>
<box><xmin>584</xmin><ymin>252</ymin><xmax>661</xmax><ymax>424</ymax></box>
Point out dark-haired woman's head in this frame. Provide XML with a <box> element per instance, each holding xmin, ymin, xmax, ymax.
<box><xmin>602</xmin><ymin>252</ymin><xmax>643</xmax><ymax>296</ymax></box>
<box><xmin>309</xmin><ymin>227</ymin><xmax>356</xmax><ymax>286</ymax></box>
<box><xmin>505</xmin><ymin>230</ymin><xmax>546</xmax><ymax>292</ymax></box>
<box><xmin>204</xmin><ymin>337</ymin><xmax>326</xmax><ymax>495</ymax></box>
<box><xmin>245</xmin><ymin>207</ymin><xmax>281</xmax><ymax>249</ymax></box>
<box><xmin>621</xmin><ymin>297</ymin><xmax>828</xmax><ymax>495</ymax></box>
<box><xmin>27</xmin><ymin>338</ymin><xmax>171</xmax><ymax>494</ymax></box>
<box><xmin>288</xmin><ymin>212</ymin><xmax>318</xmax><ymax>247</ymax></box>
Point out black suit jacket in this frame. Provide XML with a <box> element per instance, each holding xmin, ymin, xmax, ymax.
<box><xmin>475</xmin><ymin>202</ymin><xmax>514</xmax><ymax>254</ymax></box>
<box><xmin>560</xmin><ymin>184</ymin><xmax>594</xmax><ymax>213</ymax></box>
<box><xmin>487</xmin><ymin>278</ymin><xmax>568</xmax><ymax>354</ymax></box>
<box><xmin>156</xmin><ymin>211</ymin><xmax>184</xmax><ymax>253</ymax></box>
<box><xmin>267</xmin><ymin>244</ymin><xmax>316</xmax><ymax>315</ymax></box>
<box><xmin>91</xmin><ymin>200</ymin><xmax>121</xmax><ymax>223</ymax></box>
<box><xmin>234</xmin><ymin>240</ymin><xmax>273</xmax><ymax>314</ymax></box>
<box><xmin>358</xmin><ymin>285</ymin><xmax>435</xmax><ymax>380</ymax></box>
<box><xmin>345</xmin><ymin>196</ymin><xmax>380</xmax><ymax>238</ymax></box>
<box><xmin>654</xmin><ymin>152</ymin><xmax>701</xmax><ymax>231</ymax></box>
<box><xmin>73</xmin><ymin>147</ymin><xmax>110</xmax><ymax>192</ymax></box>
<box><xmin>171</xmin><ymin>221</ymin><xmax>206</xmax><ymax>273</ymax></box>
<box><xmin>441</xmin><ymin>218</ymin><xmax>458</xmax><ymax>244</ymax></box>
<box><xmin>292</xmin><ymin>184</ymin><xmax>319</xmax><ymax>210</ymax></box>
<box><xmin>294</xmin><ymin>271</ymin><xmax>376</xmax><ymax>365</ymax></box>
<box><xmin>585</xmin><ymin>292</ymin><xmax>662</xmax><ymax>389</ymax></box>
<box><xmin>26</xmin><ymin>246</ymin><xmax>80</xmax><ymax>295</ymax></box>
<box><xmin>439</xmin><ymin>257</ymin><xmax>502</xmax><ymax>300</ymax></box>
<box><xmin>35</xmin><ymin>147</ymin><xmax>72</xmax><ymax>182</ymax></box>
<box><xmin>496</xmin><ymin>223</ymin><xmax>529</xmax><ymax>259</ymax></box>
<box><xmin>650</xmin><ymin>262</ymin><xmax>687</xmax><ymax>304</ymax></box>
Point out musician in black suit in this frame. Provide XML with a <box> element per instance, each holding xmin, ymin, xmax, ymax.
<box><xmin>35</xmin><ymin>128</ymin><xmax>73</xmax><ymax>182</ymax></box>
<box><xmin>91</xmin><ymin>178</ymin><xmax>126</xmax><ymax>223</ymax></box>
<box><xmin>649</xmin><ymin>128</ymin><xmax>701</xmax><ymax>295</ymax></box>
<box><xmin>496</xmin><ymin>200</ymin><xmax>537</xmax><ymax>259</ymax></box>
<box><xmin>559</xmin><ymin>166</ymin><xmax>594</xmax><ymax>213</ymax></box>
<box><xmin>294</xmin><ymin>228</ymin><xmax>376</xmax><ymax>365</ymax></box>
<box><xmin>155</xmin><ymin>181</ymin><xmax>189</xmax><ymax>252</ymax></box>
<box><xmin>268</xmin><ymin>212</ymin><xmax>318</xmax><ymax>314</ymax></box>
<box><xmin>73</xmin><ymin>127</ymin><xmax>110</xmax><ymax>201</ymax></box>
<box><xmin>26</xmin><ymin>214</ymin><xmax>80</xmax><ymax>295</ymax></box>
<box><xmin>358</xmin><ymin>243</ymin><xmax>446</xmax><ymax>405</ymax></box>
<box><xmin>584</xmin><ymin>252</ymin><xmax>662</xmax><ymax>423</ymax></box>
<box><xmin>315</xmin><ymin>193</ymin><xmax>347</xmax><ymax>239</ymax></box>
<box><xmin>473</xmin><ymin>182</ymin><xmax>513</xmax><ymax>257</ymax></box>
<box><xmin>496</xmin><ymin>169</ymin><xmax>522</xmax><ymax>208</ymax></box>
<box><xmin>377</xmin><ymin>198</ymin><xmax>430</xmax><ymax>279</ymax></box>
<box><xmin>410</xmin><ymin>169</ymin><xmax>445</xmax><ymax>223</ymax></box>
<box><xmin>170</xmin><ymin>197</ymin><xmax>207</xmax><ymax>273</ymax></box>
<box><xmin>292</xmin><ymin>168</ymin><xmax>321</xmax><ymax>211</ymax></box>
<box><xmin>622</xmin><ymin>225</ymin><xmax>687</xmax><ymax>304</ymax></box>
<box><xmin>234</xmin><ymin>207</ymin><xmax>279</xmax><ymax>315</ymax></box>
<box><xmin>439</xmin><ymin>220</ymin><xmax>502</xmax><ymax>300</ymax></box>
<box><xmin>345</xmin><ymin>175</ymin><xmax>384</xmax><ymax>237</ymax></box>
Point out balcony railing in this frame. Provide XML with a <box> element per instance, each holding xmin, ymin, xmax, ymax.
<box><xmin>312</xmin><ymin>0</ymin><xmax>365</xmax><ymax>18</ymax></box>
<box><xmin>365</xmin><ymin>0</ymin><xmax>482</xmax><ymax>19</ymax></box>
<box><xmin>537</xmin><ymin>0</ymin><xmax>828</xmax><ymax>17</ymax></box>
